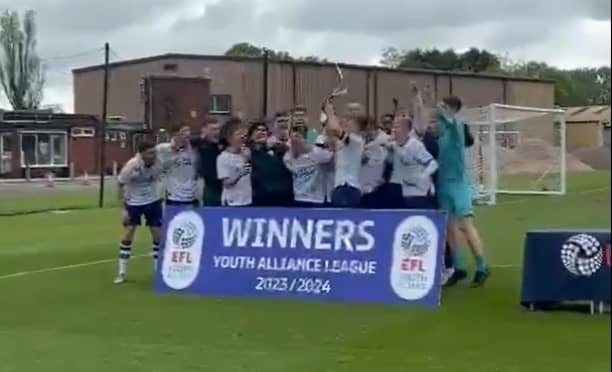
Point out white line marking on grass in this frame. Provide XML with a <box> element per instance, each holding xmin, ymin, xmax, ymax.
<box><xmin>496</xmin><ymin>186</ymin><xmax>611</xmax><ymax>206</ymax></box>
<box><xmin>0</xmin><ymin>254</ymin><xmax>147</xmax><ymax>281</ymax></box>
<box><xmin>490</xmin><ymin>264</ymin><xmax>520</xmax><ymax>269</ymax></box>
<box><xmin>0</xmin><ymin>255</ymin><xmax>520</xmax><ymax>281</ymax></box>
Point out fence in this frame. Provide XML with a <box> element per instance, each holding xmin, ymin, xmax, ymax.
<box><xmin>0</xmin><ymin>166</ymin><xmax>119</xmax><ymax>217</ymax></box>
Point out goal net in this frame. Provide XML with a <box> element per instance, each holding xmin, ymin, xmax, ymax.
<box><xmin>460</xmin><ymin>103</ymin><xmax>570</xmax><ymax>205</ymax></box>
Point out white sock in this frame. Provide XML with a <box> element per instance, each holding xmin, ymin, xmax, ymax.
<box><xmin>152</xmin><ymin>241</ymin><xmax>160</xmax><ymax>271</ymax></box>
<box><xmin>119</xmin><ymin>240</ymin><xmax>132</xmax><ymax>276</ymax></box>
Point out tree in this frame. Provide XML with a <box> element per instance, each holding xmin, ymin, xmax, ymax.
<box><xmin>224</xmin><ymin>42</ymin><xmax>328</xmax><ymax>63</ymax></box>
<box><xmin>459</xmin><ymin>48</ymin><xmax>500</xmax><ymax>73</ymax></box>
<box><xmin>380</xmin><ymin>46</ymin><xmax>610</xmax><ymax>106</ymax></box>
<box><xmin>380</xmin><ymin>47</ymin><xmax>500</xmax><ymax>72</ymax></box>
<box><xmin>595</xmin><ymin>66</ymin><xmax>611</xmax><ymax>105</ymax></box>
<box><xmin>380</xmin><ymin>47</ymin><xmax>403</xmax><ymax>68</ymax></box>
<box><xmin>499</xmin><ymin>59</ymin><xmax>611</xmax><ymax>106</ymax></box>
<box><xmin>0</xmin><ymin>10</ymin><xmax>45</xmax><ymax>110</ymax></box>
<box><xmin>224</xmin><ymin>42</ymin><xmax>266</xmax><ymax>58</ymax></box>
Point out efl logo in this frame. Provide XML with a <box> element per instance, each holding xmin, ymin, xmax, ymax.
<box><xmin>401</xmin><ymin>258</ymin><xmax>426</xmax><ymax>273</ymax></box>
<box><xmin>161</xmin><ymin>211</ymin><xmax>205</xmax><ymax>290</ymax></box>
<box><xmin>171</xmin><ymin>251</ymin><xmax>193</xmax><ymax>264</ymax></box>
<box><xmin>390</xmin><ymin>216</ymin><xmax>439</xmax><ymax>301</ymax></box>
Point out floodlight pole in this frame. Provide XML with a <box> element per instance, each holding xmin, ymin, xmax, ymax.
<box><xmin>98</xmin><ymin>42</ymin><xmax>110</xmax><ymax>208</ymax></box>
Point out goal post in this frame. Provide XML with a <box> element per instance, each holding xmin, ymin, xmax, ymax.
<box><xmin>461</xmin><ymin>103</ymin><xmax>569</xmax><ymax>205</ymax></box>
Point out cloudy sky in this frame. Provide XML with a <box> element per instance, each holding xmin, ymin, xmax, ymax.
<box><xmin>1</xmin><ymin>0</ymin><xmax>610</xmax><ymax>112</ymax></box>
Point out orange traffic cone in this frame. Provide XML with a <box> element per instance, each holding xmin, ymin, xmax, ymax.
<box><xmin>46</xmin><ymin>172</ymin><xmax>55</xmax><ymax>188</ymax></box>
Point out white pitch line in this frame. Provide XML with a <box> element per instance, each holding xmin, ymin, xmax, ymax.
<box><xmin>0</xmin><ymin>254</ymin><xmax>147</xmax><ymax>281</ymax></box>
<box><xmin>2</xmin><ymin>186</ymin><xmax>605</xmax><ymax>280</ymax></box>
<box><xmin>0</xmin><ymin>256</ymin><xmax>518</xmax><ymax>281</ymax></box>
<box><xmin>495</xmin><ymin>186</ymin><xmax>611</xmax><ymax>206</ymax></box>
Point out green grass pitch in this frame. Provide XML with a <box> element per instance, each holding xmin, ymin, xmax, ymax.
<box><xmin>0</xmin><ymin>172</ymin><xmax>610</xmax><ymax>372</ymax></box>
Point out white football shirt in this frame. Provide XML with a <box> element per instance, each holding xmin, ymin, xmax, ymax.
<box><xmin>360</xmin><ymin>130</ymin><xmax>391</xmax><ymax>194</ymax></box>
<box><xmin>389</xmin><ymin>136</ymin><xmax>438</xmax><ymax>197</ymax></box>
<box><xmin>157</xmin><ymin>143</ymin><xmax>198</xmax><ymax>202</ymax></box>
<box><xmin>216</xmin><ymin>150</ymin><xmax>252</xmax><ymax>206</ymax></box>
<box><xmin>117</xmin><ymin>155</ymin><xmax>162</xmax><ymax>206</ymax></box>
<box><xmin>333</xmin><ymin>132</ymin><xmax>364</xmax><ymax>190</ymax></box>
<box><xmin>284</xmin><ymin>146</ymin><xmax>334</xmax><ymax>204</ymax></box>
<box><xmin>315</xmin><ymin>134</ymin><xmax>335</xmax><ymax>202</ymax></box>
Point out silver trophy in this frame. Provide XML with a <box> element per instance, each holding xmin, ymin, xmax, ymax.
<box><xmin>320</xmin><ymin>64</ymin><xmax>349</xmax><ymax>124</ymax></box>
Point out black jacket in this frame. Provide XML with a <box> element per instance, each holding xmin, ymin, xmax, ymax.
<box><xmin>250</xmin><ymin>143</ymin><xmax>294</xmax><ymax>206</ymax></box>
<box><xmin>192</xmin><ymin>137</ymin><xmax>222</xmax><ymax>205</ymax></box>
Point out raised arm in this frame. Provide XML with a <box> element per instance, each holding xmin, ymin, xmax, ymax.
<box><xmin>411</xmin><ymin>84</ymin><xmax>429</xmax><ymax>134</ymax></box>
<box><xmin>323</xmin><ymin>100</ymin><xmax>341</xmax><ymax>135</ymax></box>
<box><xmin>311</xmin><ymin>146</ymin><xmax>334</xmax><ymax>164</ymax></box>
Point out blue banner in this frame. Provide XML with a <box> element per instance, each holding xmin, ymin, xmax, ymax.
<box><xmin>155</xmin><ymin>207</ymin><xmax>447</xmax><ymax>307</ymax></box>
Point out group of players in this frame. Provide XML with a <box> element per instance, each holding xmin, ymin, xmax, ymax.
<box><xmin>114</xmin><ymin>87</ymin><xmax>490</xmax><ymax>289</ymax></box>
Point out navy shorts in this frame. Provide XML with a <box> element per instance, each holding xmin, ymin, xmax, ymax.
<box><xmin>361</xmin><ymin>183</ymin><xmax>402</xmax><ymax>209</ymax></box>
<box><xmin>166</xmin><ymin>199</ymin><xmax>200</xmax><ymax>207</ymax></box>
<box><xmin>294</xmin><ymin>201</ymin><xmax>324</xmax><ymax>208</ymax></box>
<box><xmin>403</xmin><ymin>196</ymin><xmax>438</xmax><ymax>210</ymax></box>
<box><xmin>372</xmin><ymin>183</ymin><xmax>404</xmax><ymax>209</ymax></box>
<box><xmin>124</xmin><ymin>200</ymin><xmax>163</xmax><ymax>227</ymax></box>
<box><xmin>331</xmin><ymin>185</ymin><xmax>361</xmax><ymax>208</ymax></box>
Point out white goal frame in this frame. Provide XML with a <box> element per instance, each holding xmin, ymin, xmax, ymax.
<box><xmin>464</xmin><ymin>103</ymin><xmax>567</xmax><ymax>205</ymax></box>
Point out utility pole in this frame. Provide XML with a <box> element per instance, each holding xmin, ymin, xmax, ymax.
<box><xmin>98</xmin><ymin>42</ymin><xmax>110</xmax><ymax>208</ymax></box>
<box><xmin>262</xmin><ymin>49</ymin><xmax>270</xmax><ymax>117</ymax></box>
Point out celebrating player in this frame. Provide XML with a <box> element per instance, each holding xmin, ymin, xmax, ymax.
<box><xmin>248</xmin><ymin>121</ymin><xmax>294</xmax><ymax>207</ymax></box>
<box><xmin>388</xmin><ymin>117</ymin><xmax>438</xmax><ymax>209</ymax></box>
<box><xmin>267</xmin><ymin>112</ymin><xmax>291</xmax><ymax>147</ymax></box>
<box><xmin>284</xmin><ymin>125</ymin><xmax>334</xmax><ymax>207</ymax></box>
<box><xmin>323</xmin><ymin>101</ymin><xmax>364</xmax><ymax>207</ymax></box>
<box><xmin>436</xmin><ymin>96</ymin><xmax>490</xmax><ymax>287</ymax></box>
<box><xmin>157</xmin><ymin>124</ymin><xmax>198</xmax><ymax>207</ymax></box>
<box><xmin>216</xmin><ymin>117</ymin><xmax>253</xmax><ymax>207</ymax></box>
<box><xmin>291</xmin><ymin>105</ymin><xmax>319</xmax><ymax>145</ymax></box>
<box><xmin>193</xmin><ymin>119</ymin><xmax>222</xmax><ymax>206</ymax></box>
<box><xmin>114</xmin><ymin>141</ymin><xmax>163</xmax><ymax>284</ymax></box>
<box><xmin>358</xmin><ymin>115</ymin><xmax>392</xmax><ymax>209</ymax></box>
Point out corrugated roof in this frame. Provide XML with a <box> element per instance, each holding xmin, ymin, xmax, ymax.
<box><xmin>564</xmin><ymin>106</ymin><xmax>610</xmax><ymax>124</ymax></box>
<box><xmin>71</xmin><ymin>53</ymin><xmax>555</xmax><ymax>84</ymax></box>
<box><xmin>0</xmin><ymin>110</ymin><xmax>98</xmax><ymax>125</ymax></box>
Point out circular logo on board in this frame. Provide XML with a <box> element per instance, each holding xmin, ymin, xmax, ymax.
<box><xmin>161</xmin><ymin>211</ymin><xmax>205</xmax><ymax>290</ymax></box>
<box><xmin>390</xmin><ymin>216</ymin><xmax>439</xmax><ymax>301</ymax></box>
<box><xmin>561</xmin><ymin>234</ymin><xmax>603</xmax><ymax>277</ymax></box>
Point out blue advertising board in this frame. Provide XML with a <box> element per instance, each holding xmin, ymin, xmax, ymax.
<box><xmin>521</xmin><ymin>229</ymin><xmax>611</xmax><ymax>308</ymax></box>
<box><xmin>154</xmin><ymin>207</ymin><xmax>447</xmax><ymax>307</ymax></box>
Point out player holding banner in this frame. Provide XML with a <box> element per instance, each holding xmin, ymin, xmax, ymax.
<box><xmin>114</xmin><ymin>141</ymin><xmax>163</xmax><ymax>284</ymax></box>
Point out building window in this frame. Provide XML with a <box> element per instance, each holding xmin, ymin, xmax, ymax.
<box><xmin>163</xmin><ymin>63</ymin><xmax>178</xmax><ymax>72</ymax></box>
<box><xmin>106</xmin><ymin>131</ymin><xmax>119</xmax><ymax>141</ymax></box>
<box><xmin>71</xmin><ymin>127</ymin><xmax>95</xmax><ymax>138</ymax></box>
<box><xmin>156</xmin><ymin>131</ymin><xmax>170</xmax><ymax>144</ymax></box>
<box><xmin>1</xmin><ymin>134</ymin><xmax>12</xmax><ymax>174</ymax></box>
<box><xmin>209</xmin><ymin>95</ymin><xmax>232</xmax><ymax>114</ymax></box>
<box><xmin>20</xmin><ymin>132</ymin><xmax>68</xmax><ymax>167</ymax></box>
